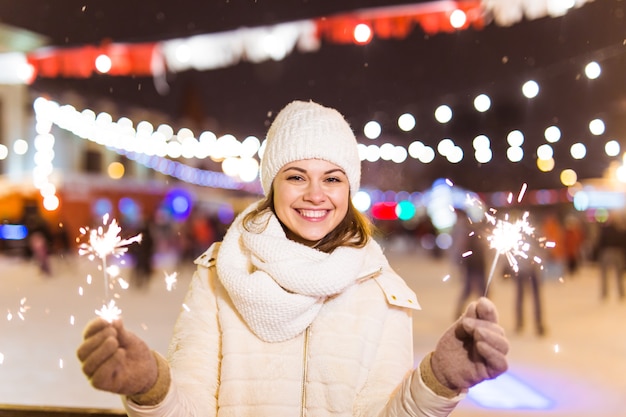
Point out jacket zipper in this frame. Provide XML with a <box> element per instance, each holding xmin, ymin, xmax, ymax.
<box><xmin>299</xmin><ymin>266</ymin><xmax>381</xmax><ymax>416</ymax></box>
<box><xmin>301</xmin><ymin>325</ymin><xmax>311</xmax><ymax>417</ymax></box>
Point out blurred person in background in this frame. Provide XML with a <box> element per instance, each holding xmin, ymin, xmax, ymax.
<box><xmin>595</xmin><ymin>216</ymin><xmax>626</xmax><ymax>301</ymax></box>
<box><xmin>563</xmin><ymin>214</ymin><xmax>585</xmax><ymax>277</ymax></box>
<box><xmin>541</xmin><ymin>212</ymin><xmax>566</xmax><ymax>281</ymax></box>
<box><xmin>511</xmin><ymin>257</ymin><xmax>546</xmax><ymax>336</ymax></box>
<box><xmin>129</xmin><ymin>217</ymin><xmax>155</xmax><ymax>291</ymax></box>
<box><xmin>189</xmin><ymin>209</ymin><xmax>216</xmax><ymax>260</ymax></box>
<box><xmin>76</xmin><ymin>100</ymin><xmax>509</xmax><ymax>417</ymax></box>
<box><xmin>21</xmin><ymin>202</ymin><xmax>53</xmax><ymax>276</ymax></box>
<box><xmin>452</xmin><ymin>214</ymin><xmax>488</xmax><ymax>319</ymax></box>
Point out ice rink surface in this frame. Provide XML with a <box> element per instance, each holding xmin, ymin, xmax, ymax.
<box><xmin>1</xmin><ymin>243</ymin><xmax>624</xmax><ymax>416</ymax></box>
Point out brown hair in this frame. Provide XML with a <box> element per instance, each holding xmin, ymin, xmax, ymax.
<box><xmin>242</xmin><ymin>188</ymin><xmax>374</xmax><ymax>253</ymax></box>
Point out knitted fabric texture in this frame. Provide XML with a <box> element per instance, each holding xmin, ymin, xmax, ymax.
<box><xmin>260</xmin><ymin>100</ymin><xmax>361</xmax><ymax>196</ymax></box>
<box><xmin>216</xmin><ymin>202</ymin><xmax>386</xmax><ymax>343</ymax></box>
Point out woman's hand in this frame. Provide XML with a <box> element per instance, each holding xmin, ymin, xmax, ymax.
<box><xmin>431</xmin><ymin>297</ymin><xmax>509</xmax><ymax>391</ymax></box>
<box><xmin>77</xmin><ymin>317</ymin><xmax>158</xmax><ymax>396</ymax></box>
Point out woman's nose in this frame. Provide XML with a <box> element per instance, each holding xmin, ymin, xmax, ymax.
<box><xmin>303</xmin><ymin>182</ymin><xmax>326</xmax><ymax>203</ymax></box>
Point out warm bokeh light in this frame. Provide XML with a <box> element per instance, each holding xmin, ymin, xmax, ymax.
<box><xmin>262</xmin><ymin>33</ymin><xmax>289</xmax><ymax>61</ymax></box>
<box><xmin>174</xmin><ymin>43</ymin><xmax>192</xmax><ymax>64</ymax></box>
<box><xmin>449</xmin><ymin>9</ymin><xmax>467</xmax><ymax>28</ymax></box>
<box><xmin>107</xmin><ymin>162</ymin><xmax>125</xmax><ymax>179</ymax></box>
<box><xmin>471</xmin><ymin>133</ymin><xmax>488</xmax><ymax>148</ymax></box>
<box><xmin>240</xmin><ymin>136</ymin><xmax>261</xmax><ymax>158</ymax></box>
<box><xmin>42</xmin><ymin>195</ymin><xmax>59</xmax><ymax>211</ymax></box>
<box><xmin>507</xmin><ymin>146</ymin><xmax>523</xmax><ymax>162</ymax></box>
<box><xmin>507</xmin><ymin>130</ymin><xmax>524</xmax><ymax>147</ymax></box>
<box><xmin>363</xmin><ymin>120</ymin><xmax>381</xmax><ymax>139</ymax></box>
<box><xmin>434</xmin><ymin>104</ymin><xmax>452</xmax><ymax>123</ymax></box>
<box><xmin>408</xmin><ymin>140</ymin><xmax>436</xmax><ymax>164</ymax></box>
<box><xmin>391</xmin><ymin>145</ymin><xmax>408</xmax><ymax>163</ymax></box>
<box><xmin>95</xmin><ymin>54</ymin><xmax>112</xmax><ymax>73</ymax></box>
<box><xmin>537</xmin><ymin>144</ymin><xmax>554</xmax><ymax>160</ymax></box>
<box><xmin>364</xmin><ymin>144</ymin><xmax>381</xmax><ymax>162</ymax></box>
<box><xmin>408</xmin><ymin>141</ymin><xmax>424</xmax><ymax>158</ymax></box>
<box><xmin>446</xmin><ymin>146</ymin><xmax>463</xmax><ymax>163</ymax></box>
<box><xmin>589</xmin><ymin>118</ymin><xmax>605</xmax><ymax>135</ymax></box>
<box><xmin>13</xmin><ymin>139</ymin><xmax>28</xmax><ymax>155</ymax></box>
<box><xmin>544</xmin><ymin>125</ymin><xmax>561</xmax><ymax>143</ymax></box>
<box><xmin>437</xmin><ymin>138</ymin><xmax>455</xmax><ymax>156</ymax></box>
<box><xmin>605</xmin><ymin>140</ymin><xmax>620</xmax><ymax>157</ymax></box>
<box><xmin>166</xmin><ymin>141</ymin><xmax>183</xmax><ymax>159</ymax></box>
<box><xmin>474</xmin><ymin>93</ymin><xmax>491</xmax><ymax>112</ymax></box>
<box><xmin>418</xmin><ymin>146</ymin><xmax>435</xmax><ymax>163</ymax></box>
<box><xmin>522</xmin><ymin>80</ymin><xmax>539</xmax><ymax>98</ymax></box>
<box><xmin>157</xmin><ymin>123</ymin><xmax>174</xmax><ymax>140</ymax></box>
<box><xmin>397</xmin><ymin>113</ymin><xmax>416</xmax><ymax>131</ymax></box>
<box><xmin>380</xmin><ymin>143</ymin><xmax>395</xmax><ymax>161</ymax></box>
<box><xmin>585</xmin><ymin>61</ymin><xmax>601</xmax><ymax>79</ymax></box>
<box><xmin>353</xmin><ymin>23</ymin><xmax>373</xmax><ymax>44</ymax></box>
<box><xmin>352</xmin><ymin>190</ymin><xmax>372</xmax><ymax>212</ymax></box>
<box><xmin>475</xmin><ymin>147</ymin><xmax>493</xmax><ymax>163</ymax></box>
<box><xmin>560</xmin><ymin>169</ymin><xmax>577</xmax><ymax>186</ymax></box>
<box><xmin>570</xmin><ymin>143</ymin><xmax>587</xmax><ymax>159</ymax></box>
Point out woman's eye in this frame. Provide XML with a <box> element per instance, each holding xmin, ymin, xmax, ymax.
<box><xmin>287</xmin><ymin>175</ymin><xmax>304</xmax><ymax>181</ymax></box>
<box><xmin>325</xmin><ymin>176</ymin><xmax>341</xmax><ymax>183</ymax></box>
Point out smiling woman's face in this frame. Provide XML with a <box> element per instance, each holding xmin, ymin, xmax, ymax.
<box><xmin>272</xmin><ymin>159</ymin><xmax>350</xmax><ymax>246</ymax></box>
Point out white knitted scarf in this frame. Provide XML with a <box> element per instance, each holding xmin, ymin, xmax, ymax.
<box><xmin>216</xmin><ymin>203</ymin><xmax>386</xmax><ymax>343</ymax></box>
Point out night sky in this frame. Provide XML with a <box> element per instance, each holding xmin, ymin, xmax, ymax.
<box><xmin>2</xmin><ymin>0</ymin><xmax>625</xmax><ymax>193</ymax></box>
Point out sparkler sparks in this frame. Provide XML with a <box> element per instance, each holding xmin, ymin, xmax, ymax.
<box><xmin>95</xmin><ymin>300</ymin><xmax>123</xmax><ymax>323</ymax></box>
<box><xmin>480</xmin><ymin>184</ymin><xmax>555</xmax><ymax>295</ymax></box>
<box><xmin>488</xmin><ymin>212</ymin><xmax>534</xmax><ymax>271</ymax></box>
<box><xmin>78</xmin><ymin>213</ymin><xmax>142</xmax><ymax>262</ymax></box>
<box><xmin>6</xmin><ymin>298</ymin><xmax>30</xmax><ymax>322</ymax></box>
<box><xmin>78</xmin><ymin>213</ymin><xmax>142</xmax><ymax>320</ymax></box>
<box><xmin>484</xmin><ymin>211</ymin><xmax>535</xmax><ymax>295</ymax></box>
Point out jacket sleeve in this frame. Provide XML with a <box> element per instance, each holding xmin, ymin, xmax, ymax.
<box><xmin>123</xmin><ymin>244</ymin><xmax>222</xmax><ymax>417</ymax></box>
<box><xmin>355</xmin><ymin>272</ymin><xmax>464</xmax><ymax>417</ymax></box>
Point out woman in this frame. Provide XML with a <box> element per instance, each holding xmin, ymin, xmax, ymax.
<box><xmin>77</xmin><ymin>100</ymin><xmax>509</xmax><ymax>417</ymax></box>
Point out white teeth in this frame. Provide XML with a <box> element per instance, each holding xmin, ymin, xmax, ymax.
<box><xmin>299</xmin><ymin>210</ymin><xmax>326</xmax><ymax>218</ymax></box>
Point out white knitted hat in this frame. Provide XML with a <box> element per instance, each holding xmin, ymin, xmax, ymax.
<box><xmin>260</xmin><ymin>100</ymin><xmax>361</xmax><ymax>196</ymax></box>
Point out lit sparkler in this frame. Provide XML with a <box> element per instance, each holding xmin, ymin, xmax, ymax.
<box><xmin>481</xmin><ymin>184</ymin><xmax>555</xmax><ymax>295</ymax></box>
<box><xmin>484</xmin><ymin>211</ymin><xmax>535</xmax><ymax>294</ymax></box>
<box><xmin>77</xmin><ymin>213</ymin><xmax>142</xmax><ymax>321</ymax></box>
<box><xmin>95</xmin><ymin>300</ymin><xmax>123</xmax><ymax>323</ymax></box>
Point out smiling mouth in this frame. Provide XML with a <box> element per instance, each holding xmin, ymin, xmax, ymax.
<box><xmin>298</xmin><ymin>209</ymin><xmax>329</xmax><ymax>219</ymax></box>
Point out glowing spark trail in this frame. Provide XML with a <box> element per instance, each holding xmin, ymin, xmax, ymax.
<box><xmin>164</xmin><ymin>271</ymin><xmax>178</xmax><ymax>291</ymax></box>
<box><xmin>6</xmin><ymin>298</ymin><xmax>30</xmax><ymax>322</ymax></box>
<box><xmin>78</xmin><ymin>213</ymin><xmax>142</xmax><ymax>321</ymax></box>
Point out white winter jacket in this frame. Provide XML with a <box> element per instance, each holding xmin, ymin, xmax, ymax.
<box><xmin>124</xmin><ymin>243</ymin><xmax>463</xmax><ymax>417</ymax></box>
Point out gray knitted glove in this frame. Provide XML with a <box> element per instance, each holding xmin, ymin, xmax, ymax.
<box><xmin>431</xmin><ymin>297</ymin><xmax>509</xmax><ymax>391</ymax></box>
<box><xmin>77</xmin><ymin>317</ymin><xmax>158</xmax><ymax>396</ymax></box>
